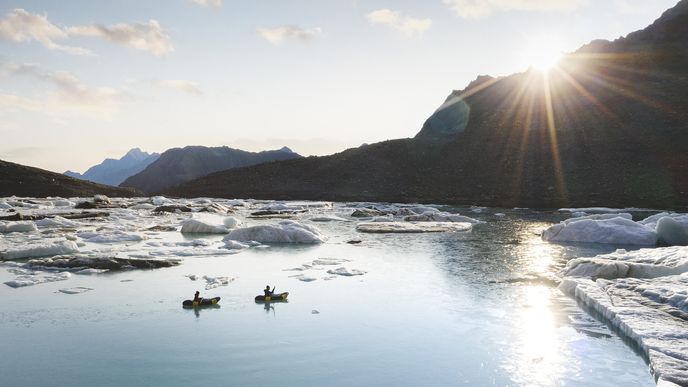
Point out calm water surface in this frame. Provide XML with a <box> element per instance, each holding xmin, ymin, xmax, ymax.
<box><xmin>0</xmin><ymin>206</ymin><xmax>655</xmax><ymax>386</ymax></box>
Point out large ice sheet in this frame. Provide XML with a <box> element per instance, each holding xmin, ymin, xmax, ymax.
<box><xmin>224</xmin><ymin>220</ymin><xmax>327</xmax><ymax>244</ymax></box>
<box><xmin>543</xmin><ymin>216</ymin><xmax>657</xmax><ymax>245</ymax></box>
<box><xmin>560</xmin><ymin>246</ymin><xmax>688</xmax><ymax>385</ymax></box>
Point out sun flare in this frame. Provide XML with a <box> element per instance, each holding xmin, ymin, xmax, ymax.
<box><xmin>522</xmin><ymin>36</ymin><xmax>564</xmax><ymax>72</ymax></box>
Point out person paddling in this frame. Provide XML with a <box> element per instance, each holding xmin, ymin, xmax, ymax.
<box><xmin>193</xmin><ymin>290</ymin><xmax>202</xmax><ymax>303</ymax></box>
<box><xmin>264</xmin><ymin>285</ymin><xmax>275</xmax><ymax>297</ymax></box>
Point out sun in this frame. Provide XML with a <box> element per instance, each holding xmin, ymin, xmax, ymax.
<box><xmin>522</xmin><ymin>35</ymin><xmax>564</xmax><ymax>72</ymax></box>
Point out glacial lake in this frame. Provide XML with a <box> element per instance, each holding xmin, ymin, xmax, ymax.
<box><xmin>0</xmin><ymin>202</ymin><xmax>655</xmax><ymax>386</ymax></box>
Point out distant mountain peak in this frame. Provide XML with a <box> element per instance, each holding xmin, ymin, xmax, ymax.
<box><xmin>64</xmin><ymin>148</ymin><xmax>160</xmax><ymax>186</ymax></box>
<box><xmin>278</xmin><ymin>146</ymin><xmax>294</xmax><ymax>153</ymax></box>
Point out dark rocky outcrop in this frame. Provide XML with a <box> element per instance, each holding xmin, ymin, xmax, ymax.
<box><xmin>166</xmin><ymin>1</ymin><xmax>688</xmax><ymax>210</ymax></box>
<box><xmin>120</xmin><ymin>146</ymin><xmax>301</xmax><ymax>194</ymax></box>
<box><xmin>0</xmin><ymin>159</ymin><xmax>141</xmax><ymax>198</ymax></box>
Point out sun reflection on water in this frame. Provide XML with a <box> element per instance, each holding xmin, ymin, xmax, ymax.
<box><xmin>504</xmin><ymin>285</ymin><xmax>569</xmax><ymax>386</ymax></box>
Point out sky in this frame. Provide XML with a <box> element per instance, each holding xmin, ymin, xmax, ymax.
<box><xmin>0</xmin><ymin>0</ymin><xmax>680</xmax><ymax>173</ymax></box>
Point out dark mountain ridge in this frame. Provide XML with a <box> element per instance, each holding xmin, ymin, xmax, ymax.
<box><xmin>167</xmin><ymin>1</ymin><xmax>688</xmax><ymax>209</ymax></box>
<box><xmin>0</xmin><ymin>159</ymin><xmax>140</xmax><ymax>197</ymax></box>
<box><xmin>120</xmin><ymin>145</ymin><xmax>301</xmax><ymax>194</ymax></box>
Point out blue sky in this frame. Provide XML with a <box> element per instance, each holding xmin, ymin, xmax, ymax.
<box><xmin>0</xmin><ymin>0</ymin><xmax>679</xmax><ymax>172</ymax></box>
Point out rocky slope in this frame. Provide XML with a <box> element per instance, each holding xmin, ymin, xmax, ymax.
<box><xmin>167</xmin><ymin>1</ymin><xmax>688</xmax><ymax>209</ymax></box>
<box><xmin>0</xmin><ymin>159</ymin><xmax>140</xmax><ymax>197</ymax></box>
<box><xmin>65</xmin><ymin>148</ymin><xmax>159</xmax><ymax>186</ymax></box>
<box><xmin>120</xmin><ymin>146</ymin><xmax>301</xmax><ymax>194</ymax></box>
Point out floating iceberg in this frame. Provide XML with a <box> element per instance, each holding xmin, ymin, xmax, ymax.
<box><xmin>543</xmin><ymin>216</ymin><xmax>657</xmax><ymax>245</ymax></box>
<box><xmin>638</xmin><ymin>213</ymin><xmax>688</xmax><ymax>246</ymax></box>
<box><xmin>224</xmin><ymin>220</ymin><xmax>327</xmax><ymax>244</ymax></box>
<box><xmin>1</xmin><ymin>240</ymin><xmax>79</xmax><ymax>260</ymax></box>
<box><xmin>0</xmin><ymin>221</ymin><xmax>37</xmax><ymax>233</ymax></box>
<box><xmin>356</xmin><ymin>221</ymin><xmax>472</xmax><ymax>234</ymax></box>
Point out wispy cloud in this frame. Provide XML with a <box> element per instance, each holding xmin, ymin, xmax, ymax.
<box><xmin>257</xmin><ymin>25</ymin><xmax>322</xmax><ymax>45</ymax></box>
<box><xmin>366</xmin><ymin>9</ymin><xmax>432</xmax><ymax>37</ymax></box>
<box><xmin>0</xmin><ymin>8</ymin><xmax>173</xmax><ymax>56</ymax></box>
<box><xmin>67</xmin><ymin>20</ymin><xmax>173</xmax><ymax>56</ymax></box>
<box><xmin>443</xmin><ymin>0</ymin><xmax>587</xmax><ymax>19</ymax></box>
<box><xmin>152</xmin><ymin>79</ymin><xmax>203</xmax><ymax>95</ymax></box>
<box><xmin>0</xmin><ymin>62</ymin><xmax>126</xmax><ymax>115</ymax></box>
<box><xmin>0</xmin><ymin>9</ymin><xmax>91</xmax><ymax>55</ymax></box>
<box><xmin>187</xmin><ymin>0</ymin><xmax>223</xmax><ymax>7</ymax></box>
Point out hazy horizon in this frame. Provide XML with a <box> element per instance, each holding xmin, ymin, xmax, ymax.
<box><xmin>0</xmin><ymin>0</ymin><xmax>679</xmax><ymax>173</ymax></box>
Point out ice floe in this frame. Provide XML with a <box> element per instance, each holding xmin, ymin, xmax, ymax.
<box><xmin>35</xmin><ymin>216</ymin><xmax>80</xmax><ymax>228</ymax></box>
<box><xmin>1</xmin><ymin>240</ymin><xmax>79</xmax><ymax>260</ymax></box>
<box><xmin>403</xmin><ymin>212</ymin><xmax>480</xmax><ymax>223</ymax></box>
<box><xmin>23</xmin><ymin>255</ymin><xmax>181</xmax><ymax>271</ymax></box>
<box><xmin>289</xmin><ymin>274</ymin><xmax>318</xmax><ymax>282</ymax></box>
<box><xmin>0</xmin><ymin>221</ymin><xmax>38</xmax><ymax>233</ymax></box>
<box><xmin>310</xmin><ymin>215</ymin><xmax>348</xmax><ymax>222</ymax></box>
<box><xmin>223</xmin><ymin>240</ymin><xmax>250</xmax><ymax>250</ymax></box>
<box><xmin>4</xmin><ymin>268</ymin><xmax>71</xmax><ymax>288</ymax></box>
<box><xmin>203</xmin><ymin>275</ymin><xmax>235</xmax><ymax>290</ymax></box>
<box><xmin>561</xmin><ymin>247</ymin><xmax>688</xmax><ymax>280</ymax></box>
<box><xmin>78</xmin><ymin>230</ymin><xmax>146</xmax><ymax>244</ymax></box>
<box><xmin>59</xmin><ymin>287</ymin><xmax>93</xmax><ymax>294</ymax></box>
<box><xmin>356</xmin><ymin>221</ymin><xmax>472</xmax><ymax>233</ymax></box>
<box><xmin>224</xmin><ymin>220</ymin><xmax>327</xmax><ymax>244</ymax></box>
<box><xmin>327</xmin><ymin>267</ymin><xmax>366</xmax><ymax>276</ymax></box>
